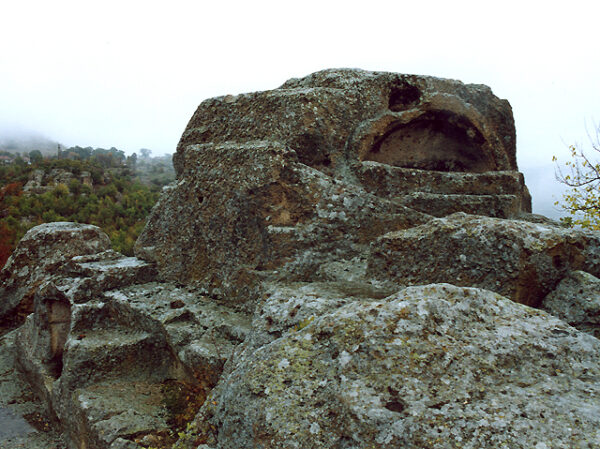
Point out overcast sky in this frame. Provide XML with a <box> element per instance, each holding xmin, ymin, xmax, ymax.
<box><xmin>1</xmin><ymin>0</ymin><xmax>599</xmax><ymax>218</ymax></box>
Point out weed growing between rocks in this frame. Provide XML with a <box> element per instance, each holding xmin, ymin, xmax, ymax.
<box><xmin>136</xmin><ymin>378</ymin><xmax>211</xmax><ymax>449</ymax></box>
<box><xmin>143</xmin><ymin>421</ymin><xmax>212</xmax><ymax>449</ymax></box>
<box><xmin>161</xmin><ymin>379</ymin><xmax>206</xmax><ymax>430</ymax></box>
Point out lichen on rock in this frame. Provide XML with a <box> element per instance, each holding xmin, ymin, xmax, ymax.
<box><xmin>194</xmin><ymin>285</ymin><xmax>600</xmax><ymax>449</ymax></box>
<box><xmin>542</xmin><ymin>270</ymin><xmax>600</xmax><ymax>338</ymax></box>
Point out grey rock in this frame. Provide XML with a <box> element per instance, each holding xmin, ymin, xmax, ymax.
<box><xmin>175</xmin><ymin>70</ymin><xmax>517</xmax><ymax>177</ymax></box>
<box><xmin>136</xmin><ymin>141</ymin><xmax>430</xmax><ymax>306</ymax></box>
<box><xmin>354</xmin><ymin>163</ymin><xmax>531</xmax><ymax>217</ymax></box>
<box><xmin>192</xmin><ymin>284</ymin><xmax>600</xmax><ymax>449</ymax></box>
<box><xmin>63</xmin><ymin>250</ymin><xmax>157</xmax><ymax>302</ymax></box>
<box><xmin>14</xmin><ymin>282</ymin><xmax>188</xmax><ymax>449</ymax></box>
<box><xmin>367</xmin><ymin>212</ymin><xmax>600</xmax><ymax>306</ymax></box>
<box><xmin>542</xmin><ymin>270</ymin><xmax>600</xmax><ymax>338</ymax></box>
<box><xmin>22</xmin><ymin>169</ymin><xmax>46</xmax><ymax>194</ymax></box>
<box><xmin>137</xmin><ymin>69</ymin><xmax>529</xmax><ymax>303</ymax></box>
<box><xmin>105</xmin><ymin>282</ymin><xmax>252</xmax><ymax>384</ymax></box>
<box><xmin>0</xmin><ymin>223</ymin><xmax>112</xmax><ymax>325</ymax></box>
<box><xmin>13</xmin><ymin>261</ymin><xmax>249</xmax><ymax>449</ymax></box>
<box><xmin>393</xmin><ymin>192</ymin><xmax>522</xmax><ymax>218</ymax></box>
<box><xmin>0</xmin><ymin>330</ymin><xmax>66</xmax><ymax>449</ymax></box>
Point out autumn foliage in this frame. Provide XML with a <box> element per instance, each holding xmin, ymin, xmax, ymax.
<box><xmin>0</xmin><ymin>222</ymin><xmax>16</xmax><ymax>268</ymax></box>
<box><xmin>0</xmin><ymin>156</ymin><xmax>172</xmax><ymax>268</ymax></box>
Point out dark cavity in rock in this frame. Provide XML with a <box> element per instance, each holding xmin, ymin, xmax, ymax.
<box><xmin>364</xmin><ymin>110</ymin><xmax>491</xmax><ymax>172</ymax></box>
<box><xmin>389</xmin><ymin>81</ymin><xmax>421</xmax><ymax>110</ymax></box>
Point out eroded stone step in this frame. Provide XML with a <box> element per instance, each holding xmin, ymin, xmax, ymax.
<box><xmin>356</xmin><ymin>162</ymin><xmax>526</xmax><ymax>196</ymax></box>
<box><xmin>393</xmin><ymin>192</ymin><xmax>522</xmax><ymax>218</ymax></box>
<box><xmin>63</xmin><ymin>379</ymin><xmax>192</xmax><ymax>449</ymax></box>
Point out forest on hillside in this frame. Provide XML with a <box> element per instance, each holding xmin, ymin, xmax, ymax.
<box><xmin>0</xmin><ymin>146</ymin><xmax>175</xmax><ymax>267</ymax></box>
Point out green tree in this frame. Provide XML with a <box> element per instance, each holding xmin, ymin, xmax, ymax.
<box><xmin>29</xmin><ymin>150</ymin><xmax>43</xmax><ymax>164</ymax></box>
<box><xmin>52</xmin><ymin>183</ymin><xmax>70</xmax><ymax>198</ymax></box>
<box><xmin>554</xmin><ymin>125</ymin><xmax>600</xmax><ymax>229</ymax></box>
<box><xmin>68</xmin><ymin>178</ymin><xmax>82</xmax><ymax>195</ymax></box>
<box><xmin>0</xmin><ymin>152</ymin><xmax>168</xmax><ymax>260</ymax></box>
<box><xmin>126</xmin><ymin>152</ymin><xmax>138</xmax><ymax>170</ymax></box>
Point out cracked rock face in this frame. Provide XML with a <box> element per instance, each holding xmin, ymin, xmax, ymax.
<box><xmin>367</xmin><ymin>212</ymin><xmax>600</xmax><ymax>307</ymax></box>
<box><xmin>135</xmin><ymin>69</ymin><xmax>530</xmax><ymax>304</ymax></box>
<box><xmin>3</xmin><ymin>225</ymin><xmax>250</xmax><ymax>449</ymax></box>
<box><xmin>2</xmin><ymin>69</ymin><xmax>600</xmax><ymax>449</ymax></box>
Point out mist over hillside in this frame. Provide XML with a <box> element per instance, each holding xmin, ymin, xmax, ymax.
<box><xmin>0</xmin><ymin>127</ymin><xmax>62</xmax><ymax>156</ymax></box>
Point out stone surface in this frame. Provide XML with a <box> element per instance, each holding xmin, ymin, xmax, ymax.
<box><xmin>356</xmin><ymin>163</ymin><xmax>531</xmax><ymax>218</ymax></box>
<box><xmin>136</xmin><ymin>69</ymin><xmax>530</xmax><ymax>303</ymax></box>
<box><xmin>136</xmin><ymin>141</ymin><xmax>431</xmax><ymax>306</ymax></box>
<box><xmin>542</xmin><ymin>270</ymin><xmax>600</xmax><ymax>338</ymax></box>
<box><xmin>104</xmin><ymin>282</ymin><xmax>252</xmax><ymax>385</ymax></box>
<box><xmin>174</xmin><ymin>69</ymin><xmax>517</xmax><ymax>176</ymax></box>
<box><xmin>188</xmin><ymin>284</ymin><xmax>600</xmax><ymax>449</ymax></box>
<box><xmin>0</xmin><ymin>222</ymin><xmax>112</xmax><ymax>326</ymax></box>
<box><xmin>0</xmin><ymin>330</ymin><xmax>67</xmax><ymax>449</ymax></box>
<box><xmin>7</xmin><ymin>229</ymin><xmax>249</xmax><ymax>449</ymax></box>
<box><xmin>367</xmin><ymin>212</ymin><xmax>600</xmax><ymax>307</ymax></box>
<box><xmin>13</xmin><ymin>274</ymin><xmax>183</xmax><ymax>449</ymax></box>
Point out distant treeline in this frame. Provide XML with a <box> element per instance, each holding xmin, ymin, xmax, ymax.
<box><xmin>0</xmin><ymin>149</ymin><xmax>174</xmax><ymax>267</ymax></box>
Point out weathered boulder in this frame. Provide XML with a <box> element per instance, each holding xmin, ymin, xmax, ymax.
<box><xmin>104</xmin><ymin>282</ymin><xmax>252</xmax><ymax>387</ymax></box>
<box><xmin>542</xmin><ymin>270</ymin><xmax>600</xmax><ymax>338</ymax></box>
<box><xmin>10</xmin><ymin>244</ymin><xmax>186</xmax><ymax>449</ymax></box>
<box><xmin>187</xmin><ymin>284</ymin><xmax>600</xmax><ymax>449</ymax></box>
<box><xmin>6</xmin><ymin>226</ymin><xmax>250</xmax><ymax>449</ymax></box>
<box><xmin>0</xmin><ymin>223</ymin><xmax>112</xmax><ymax>326</ymax></box>
<box><xmin>367</xmin><ymin>212</ymin><xmax>600</xmax><ymax>306</ymax></box>
<box><xmin>136</xmin><ymin>141</ymin><xmax>431</xmax><ymax>306</ymax></box>
<box><xmin>175</xmin><ymin>69</ymin><xmax>517</xmax><ymax>175</ymax></box>
<box><xmin>62</xmin><ymin>250</ymin><xmax>158</xmax><ymax>302</ymax></box>
<box><xmin>136</xmin><ymin>69</ymin><xmax>531</xmax><ymax>304</ymax></box>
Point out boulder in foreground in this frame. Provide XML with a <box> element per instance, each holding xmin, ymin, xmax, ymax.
<box><xmin>188</xmin><ymin>284</ymin><xmax>600</xmax><ymax>449</ymax></box>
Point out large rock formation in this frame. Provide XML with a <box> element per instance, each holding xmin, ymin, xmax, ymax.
<box><xmin>1</xmin><ymin>69</ymin><xmax>599</xmax><ymax>449</ymax></box>
<box><xmin>135</xmin><ymin>69</ymin><xmax>531</xmax><ymax>306</ymax></box>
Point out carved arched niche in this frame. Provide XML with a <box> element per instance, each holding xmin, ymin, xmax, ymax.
<box><xmin>360</xmin><ymin>110</ymin><xmax>496</xmax><ymax>173</ymax></box>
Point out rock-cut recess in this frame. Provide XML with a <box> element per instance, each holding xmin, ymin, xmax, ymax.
<box><xmin>1</xmin><ymin>69</ymin><xmax>599</xmax><ymax>449</ymax></box>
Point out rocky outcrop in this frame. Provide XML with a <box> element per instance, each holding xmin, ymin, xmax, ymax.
<box><xmin>136</xmin><ymin>69</ymin><xmax>531</xmax><ymax>304</ymax></box>
<box><xmin>22</xmin><ymin>169</ymin><xmax>93</xmax><ymax>194</ymax></box>
<box><xmin>174</xmin><ymin>69</ymin><xmax>518</xmax><ymax>175</ymax></box>
<box><xmin>0</xmin><ymin>223</ymin><xmax>112</xmax><ymax>327</ymax></box>
<box><xmin>191</xmin><ymin>284</ymin><xmax>600</xmax><ymax>449</ymax></box>
<box><xmin>367</xmin><ymin>212</ymin><xmax>600</xmax><ymax>307</ymax></box>
<box><xmin>2</xmin><ymin>69</ymin><xmax>600</xmax><ymax>449</ymax></box>
<box><xmin>1</xmin><ymin>224</ymin><xmax>249</xmax><ymax>449</ymax></box>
